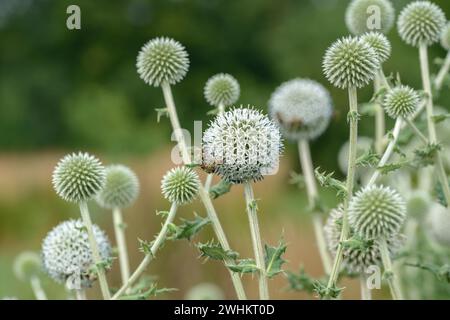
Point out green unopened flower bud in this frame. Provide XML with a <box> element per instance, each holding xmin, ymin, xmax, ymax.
<box><xmin>161</xmin><ymin>167</ymin><xmax>200</xmax><ymax>205</ymax></box>
<box><xmin>204</xmin><ymin>73</ymin><xmax>240</xmax><ymax>108</ymax></box>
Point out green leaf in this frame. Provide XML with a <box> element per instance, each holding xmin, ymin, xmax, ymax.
<box><xmin>138</xmin><ymin>238</ymin><xmax>153</xmax><ymax>256</ymax></box>
<box><xmin>314</xmin><ymin>167</ymin><xmax>347</xmax><ymax>199</ymax></box>
<box><xmin>197</xmin><ymin>241</ymin><xmax>239</xmax><ymax>261</ymax></box>
<box><xmin>356</xmin><ymin>149</ymin><xmax>380</xmax><ymax>168</ymax></box>
<box><xmin>313</xmin><ymin>281</ymin><xmax>344</xmax><ymax>300</ymax></box>
<box><xmin>168</xmin><ymin>213</ymin><xmax>210</xmax><ymax>241</ymax></box>
<box><xmin>377</xmin><ymin>161</ymin><xmax>409</xmax><ymax>175</ymax></box>
<box><xmin>155</xmin><ymin>108</ymin><xmax>168</xmax><ymax>123</ymax></box>
<box><xmin>226</xmin><ymin>259</ymin><xmax>259</xmax><ymax>274</ymax></box>
<box><xmin>341</xmin><ymin>235</ymin><xmax>374</xmax><ymax>253</ymax></box>
<box><xmin>264</xmin><ymin>239</ymin><xmax>287</xmax><ymax>278</ymax></box>
<box><xmin>285</xmin><ymin>267</ymin><xmax>319</xmax><ymax>294</ymax></box>
<box><xmin>209</xmin><ymin>179</ymin><xmax>232</xmax><ymax>199</ymax></box>
<box><xmin>413</xmin><ymin>143</ymin><xmax>441</xmax><ymax>167</ymax></box>
<box><xmin>432</xmin><ymin>113</ymin><xmax>450</xmax><ymax>124</ymax></box>
<box><xmin>347</xmin><ymin>110</ymin><xmax>361</xmax><ymax>123</ymax></box>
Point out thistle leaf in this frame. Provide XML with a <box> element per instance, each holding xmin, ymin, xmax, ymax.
<box><xmin>285</xmin><ymin>267</ymin><xmax>318</xmax><ymax>294</ymax></box>
<box><xmin>197</xmin><ymin>241</ymin><xmax>239</xmax><ymax>261</ymax></box>
<box><xmin>168</xmin><ymin>213</ymin><xmax>210</xmax><ymax>241</ymax></box>
<box><xmin>314</xmin><ymin>167</ymin><xmax>347</xmax><ymax>199</ymax></box>
<box><xmin>264</xmin><ymin>239</ymin><xmax>287</xmax><ymax>278</ymax></box>
<box><xmin>356</xmin><ymin>149</ymin><xmax>380</xmax><ymax>167</ymax></box>
<box><xmin>209</xmin><ymin>179</ymin><xmax>232</xmax><ymax>199</ymax></box>
<box><xmin>226</xmin><ymin>259</ymin><xmax>259</xmax><ymax>274</ymax></box>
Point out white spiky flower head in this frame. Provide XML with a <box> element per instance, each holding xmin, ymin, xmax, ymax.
<box><xmin>398</xmin><ymin>1</ymin><xmax>447</xmax><ymax>47</ymax></box>
<box><xmin>345</xmin><ymin>0</ymin><xmax>395</xmax><ymax>35</ymax></box>
<box><xmin>204</xmin><ymin>73</ymin><xmax>240</xmax><ymax>108</ymax></box>
<box><xmin>323</xmin><ymin>36</ymin><xmax>380</xmax><ymax>89</ymax></box>
<box><xmin>41</xmin><ymin>220</ymin><xmax>111</xmax><ymax>289</ymax></box>
<box><xmin>383</xmin><ymin>85</ymin><xmax>420</xmax><ymax>119</ymax></box>
<box><xmin>325</xmin><ymin>207</ymin><xmax>404</xmax><ymax>275</ymax></box>
<box><xmin>360</xmin><ymin>32</ymin><xmax>391</xmax><ymax>64</ymax></box>
<box><xmin>185</xmin><ymin>283</ymin><xmax>225</xmax><ymax>300</ymax></box>
<box><xmin>268</xmin><ymin>78</ymin><xmax>333</xmax><ymax>141</ymax></box>
<box><xmin>426</xmin><ymin>203</ymin><xmax>450</xmax><ymax>247</ymax></box>
<box><xmin>13</xmin><ymin>251</ymin><xmax>41</xmax><ymax>282</ymax></box>
<box><xmin>52</xmin><ymin>152</ymin><xmax>106</xmax><ymax>203</ymax></box>
<box><xmin>349</xmin><ymin>185</ymin><xmax>407</xmax><ymax>239</ymax></box>
<box><xmin>441</xmin><ymin>23</ymin><xmax>450</xmax><ymax>50</ymax></box>
<box><xmin>136</xmin><ymin>37</ymin><xmax>189</xmax><ymax>87</ymax></box>
<box><xmin>161</xmin><ymin>166</ymin><xmax>200</xmax><ymax>205</ymax></box>
<box><xmin>202</xmin><ymin>107</ymin><xmax>283</xmax><ymax>184</ymax></box>
<box><xmin>338</xmin><ymin>136</ymin><xmax>373</xmax><ymax>176</ymax></box>
<box><xmin>96</xmin><ymin>165</ymin><xmax>140</xmax><ymax>209</ymax></box>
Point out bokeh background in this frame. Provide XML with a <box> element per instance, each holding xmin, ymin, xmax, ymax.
<box><xmin>0</xmin><ymin>0</ymin><xmax>449</xmax><ymax>299</ymax></box>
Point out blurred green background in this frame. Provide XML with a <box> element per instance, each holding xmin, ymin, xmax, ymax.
<box><xmin>0</xmin><ymin>0</ymin><xmax>449</xmax><ymax>299</ymax></box>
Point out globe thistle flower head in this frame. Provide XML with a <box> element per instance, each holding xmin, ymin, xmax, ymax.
<box><xmin>202</xmin><ymin>107</ymin><xmax>283</xmax><ymax>184</ymax></box>
<box><xmin>185</xmin><ymin>283</ymin><xmax>225</xmax><ymax>300</ymax></box>
<box><xmin>349</xmin><ymin>185</ymin><xmax>406</xmax><ymax>239</ymax></box>
<box><xmin>204</xmin><ymin>73</ymin><xmax>240</xmax><ymax>108</ymax></box>
<box><xmin>323</xmin><ymin>36</ymin><xmax>380</xmax><ymax>89</ymax></box>
<box><xmin>383</xmin><ymin>85</ymin><xmax>420</xmax><ymax>119</ymax></box>
<box><xmin>345</xmin><ymin>0</ymin><xmax>395</xmax><ymax>35</ymax></box>
<box><xmin>268</xmin><ymin>78</ymin><xmax>333</xmax><ymax>141</ymax></box>
<box><xmin>52</xmin><ymin>152</ymin><xmax>106</xmax><ymax>203</ymax></box>
<box><xmin>41</xmin><ymin>220</ymin><xmax>111</xmax><ymax>289</ymax></box>
<box><xmin>96</xmin><ymin>165</ymin><xmax>140</xmax><ymax>209</ymax></box>
<box><xmin>136</xmin><ymin>37</ymin><xmax>189</xmax><ymax>87</ymax></box>
<box><xmin>426</xmin><ymin>203</ymin><xmax>450</xmax><ymax>247</ymax></box>
<box><xmin>397</xmin><ymin>1</ymin><xmax>446</xmax><ymax>47</ymax></box>
<box><xmin>161</xmin><ymin>166</ymin><xmax>200</xmax><ymax>205</ymax></box>
<box><xmin>441</xmin><ymin>23</ymin><xmax>450</xmax><ymax>50</ymax></box>
<box><xmin>13</xmin><ymin>252</ymin><xmax>41</xmax><ymax>282</ymax></box>
<box><xmin>325</xmin><ymin>207</ymin><xmax>404</xmax><ymax>275</ymax></box>
<box><xmin>360</xmin><ymin>32</ymin><xmax>391</xmax><ymax>64</ymax></box>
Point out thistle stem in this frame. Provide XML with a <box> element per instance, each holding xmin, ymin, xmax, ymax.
<box><xmin>243</xmin><ymin>182</ymin><xmax>269</xmax><ymax>300</ymax></box>
<box><xmin>111</xmin><ymin>203</ymin><xmax>178</xmax><ymax>300</ymax></box>
<box><xmin>298</xmin><ymin>139</ymin><xmax>332</xmax><ymax>274</ymax></box>
<box><xmin>160</xmin><ymin>81</ymin><xmax>247</xmax><ymax>299</ymax></box>
<box><xmin>30</xmin><ymin>275</ymin><xmax>47</xmax><ymax>300</ymax></box>
<box><xmin>79</xmin><ymin>201</ymin><xmax>111</xmax><ymax>300</ymax></box>
<box><xmin>75</xmin><ymin>289</ymin><xmax>86</xmax><ymax>300</ymax></box>
<box><xmin>379</xmin><ymin>238</ymin><xmax>404</xmax><ymax>300</ymax></box>
<box><xmin>325</xmin><ymin>86</ymin><xmax>358</xmax><ymax>295</ymax></box>
<box><xmin>204</xmin><ymin>102</ymin><xmax>224</xmax><ymax>192</ymax></box>
<box><xmin>405</xmin><ymin>118</ymin><xmax>428</xmax><ymax>144</ymax></box>
<box><xmin>374</xmin><ymin>71</ymin><xmax>386</xmax><ymax>154</ymax></box>
<box><xmin>359</xmin><ymin>275</ymin><xmax>372</xmax><ymax>300</ymax></box>
<box><xmin>419</xmin><ymin>44</ymin><xmax>450</xmax><ymax>207</ymax></box>
<box><xmin>112</xmin><ymin>207</ymin><xmax>130</xmax><ymax>285</ymax></box>
<box><xmin>435</xmin><ymin>51</ymin><xmax>450</xmax><ymax>91</ymax></box>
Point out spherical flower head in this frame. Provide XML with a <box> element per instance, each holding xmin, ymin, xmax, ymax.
<box><xmin>13</xmin><ymin>251</ymin><xmax>41</xmax><ymax>282</ymax></box>
<box><xmin>397</xmin><ymin>1</ymin><xmax>446</xmax><ymax>47</ymax></box>
<box><xmin>185</xmin><ymin>283</ymin><xmax>225</xmax><ymax>300</ymax></box>
<box><xmin>360</xmin><ymin>32</ymin><xmax>391</xmax><ymax>64</ymax></box>
<box><xmin>268</xmin><ymin>78</ymin><xmax>333</xmax><ymax>141</ymax></box>
<box><xmin>325</xmin><ymin>207</ymin><xmax>404</xmax><ymax>275</ymax></box>
<box><xmin>323</xmin><ymin>36</ymin><xmax>380</xmax><ymax>89</ymax></box>
<box><xmin>383</xmin><ymin>85</ymin><xmax>420</xmax><ymax>119</ymax></box>
<box><xmin>349</xmin><ymin>185</ymin><xmax>406</xmax><ymax>239</ymax></box>
<box><xmin>41</xmin><ymin>220</ymin><xmax>111</xmax><ymax>289</ymax></box>
<box><xmin>136</xmin><ymin>37</ymin><xmax>189</xmax><ymax>87</ymax></box>
<box><xmin>346</xmin><ymin>0</ymin><xmax>395</xmax><ymax>35</ymax></box>
<box><xmin>202</xmin><ymin>107</ymin><xmax>283</xmax><ymax>184</ymax></box>
<box><xmin>338</xmin><ymin>136</ymin><xmax>373</xmax><ymax>177</ymax></box>
<box><xmin>426</xmin><ymin>203</ymin><xmax>450</xmax><ymax>247</ymax></box>
<box><xmin>161</xmin><ymin>166</ymin><xmax>200</xmax><ymax>205</ymax></box>
<box><xmin>52</xmin><ymin>152</ymin><xmax>106</xmax><ymax>203</ymax></box>
<box><xmin>441</xmin><ymin>23</ymin><xmax>450</xmax><ymax>50</ymax></box>
<box><xmin>204</xmin><ymin>73</ymin><xmax>240</xmax><ymax>108</ymax></box>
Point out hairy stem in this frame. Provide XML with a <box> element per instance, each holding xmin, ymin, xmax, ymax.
<box><xmin>359</xmin><ymin>274</ymin><xmax>372</xmax><ymax>300</ymax></box>
<box><xmin>419</xmin><ymin>44</ymin><xmax>450</xmax><ymax>206</ymax></box>
<box><xmin>435</xmin><ymin>51</ymin><xmax>450</xmax><ymax>91</ymax></box>
<box><xmin>161</xmin><ymin>81</ymin><xmax>247</xmax><ymax>299</ymax></box>
<box><xmin>374</xmin><ymin>71</ymin><xmax>386</xmax><ymax>154</ymax></box>
<box><xmin>113</xmin><ymin>207</ymin><xmax>130</xmax><ymax>286</ymax></box>
<box><xmin>325</xmin><ymin>86</ymin><xmax>358</xmax><ymax>295</ymax></box>
<box><xmin>111</xmin><ymin>203</ymin><xmax>178</xmax><ymax>300</ymax></box>
<box><xmin>30</xmin><ymin>276</ymin><xmax>47</xmax><ymax>300</ymax></box>
<box><xmin>79</xmin><ymin>201</ymin><xmax>111</xmax><ymax>300</ymax></box>
<box><xmin>243</xmin><ymin>182</ymin><xmax>269</xmax><ymax>300</ymax></box>
<box><xmin>298</xmin><ymin>139</ymin><xmax>332</xmax><ymax>274</ymax></box>
<box><xmin>379</xmin><ymin>238</ymin><xmax>404</xmax><ymax>300</ymax></box>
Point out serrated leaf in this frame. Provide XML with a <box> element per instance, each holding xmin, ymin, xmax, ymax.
<box><xmin>356</xmin><ymin>149</ymin><xmax>380</xmax><ymax>167</ymax></box>
<box><xmin>313</xmin><ymin>281</ymin><xmax>344</xmax><ymax>299</ymax></box>
<box><xmin>138</xmin><ymin>238</ymin><xmax>153</xmax><ymax>256</ymax></box>
<box><xmin>341</xmin><ymin>235</ymin><xmax>374</xmax><ymax>253</ymax></box>
<box><xmin>209</xmin><ymin>179</ymin><xmax>232</xmax><ymax>199</ymax></box>
<box><xmin>286</xmin><ymin>267</ymin><xmax>319</xmax><ymax>294</ymax></box>
<box><xmin>314</xmin><ymin>167</ymin><xmax>347</xmax><ymax>199</ymax></box>
<box><xmin>168</xmin><ymin>214</ymin><xmax>210</xmax><ymax>241</ymax></box>
<box><xmin>197</xmin><ymin>241</ymin><xmax>239</xmax><ymax>261</ymax></box>
<box><xmin>226</xmin><ymin>259</ymin><xmax>258</xmax><ymax>274</ymax></box>
<box><xmin>264</xmin><ymin>239</ymin><xmax>287</xmax><ymax>278</ymax></box>
<box><xmin>120</xmin><ymin>283</ymin><xmax>177</xmax><ymax>300</ymax></box>
<box><xmin>413</xmin><ymin>143</ymin><xmax>441</xmax><ymax>167</ymax></box>
<box><xmin>432</xmin><ymin>113</ymin><xmax>450</xmax><ymax>124</ymax></box>
<box><xmin>377</xmin><ymin>161</ymin><xmax>409</xmax><ymax>175</ymax></box>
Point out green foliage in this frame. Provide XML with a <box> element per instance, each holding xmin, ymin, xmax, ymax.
<box><xmin>168</xmin><ymin>214</ymin><xmax>210</xmax><ymax>241</ymax></box>
<box><xmin>119</xmin><ymin>276</ymin><xmax>177</xmax><ymax>300</ymax></box>
<box><xmin>209</xmin><ymin>179</ymin><xmax>232</xmax><ymax>199</ymax></box>
<box><xmin>226</xmin><ymin>259</ymin><xmax>259</xmax><ymax>274</ymax></box>
<box><xmin>197</xmin><ymin>241</ymin><xmax>239</xmax><ymax>261</ymax></box>
<box><xmin>314</xmin><ymin>168</ymin><xmax>347</xmax><ymax>199</ymax></box>
<box><xmin>264</xmin><ymin>239</ymin><xmax>287</xmax><ymax>278</ymax></box>
<box><xmin>285</xmin><ymin>267</ymin><xmax>318</xmax><ymax>294</ymax></box>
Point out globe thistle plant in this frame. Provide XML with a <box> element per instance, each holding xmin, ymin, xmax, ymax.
<box><xmin>345</xmin><ymin>0</ymin><xmax>395</xmax><ymax>35</ymax></box>
<box><xmin>360</xmin><ymin>32</ymin><xmax>391</xmax><ymax>64</ymax></box>
<box><xmin>204</xmin><ymin>73</ymin><xmax>240</xmax><ymax>110</ymax></box>
<box><xmin>161</xmin><ymin>166</ymin><xmax>200</xmax><ymax>205</ymax></box>
<box><xmin>397</xmin><ymin>1</ymin><xmax>446</xmax><ymax>48</ymax></box>
<box><xmin>268</xmin><ymin>78</ymin><xmax>333</xmax><ymax>141</ymax></box>
<box><xmin>41</xmin><ymin>220</ymin><xmax>111</xmax><ymax>290</ymax></box>
<box><xmin>136</xmin><ymin>37</ymin><xmax>189</xmax><ymax>87</ymax></box>
<box><xmin>338</xmin><ymin>136</ymin><xmax>373</xmax><ymax>179</ymax></box>
<box><xmin>383</xmin><ymin>85</ymin><xmax>420</xmax><ymax>119</ymax></box>
<box><xmin>442</xmin><ymin>23</ymin><xmax>450</xmax><ymax>50</ymax></box>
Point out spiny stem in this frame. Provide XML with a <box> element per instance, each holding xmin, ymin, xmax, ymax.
<box><xmin>419</xmin><ymin>44</ymin><xmax>450</xmax><ymax>207</ymax></box>
<box><xmin>160</xmin><ymin>81</ymin><xmax>247</xmax><ymax>299</ymax></box>
<box><xmin>79</xmin><ymin>201</ymin><xmax>111</xmax><ymax>300</ymax></box>
<box><xmin>325</xmin><ymin>86</ymin><xmax>358</xmax><ymax>295</ymax></box>
<box><xmin>359</xmin><ymin>274</ymin><xmax>372</xmax><ymax>300</ymax></box>
<box><xmin>112</xmin><ymin>207</ymin><xmax>130</xmax><ymax>286</ymax></box>
<box><xmin>75</xmin><ymin>289</ymin><xmax>86</xmax><ymax>300</ymax></box>
<box><xmin>298</xmin><ymin>139</ymin><xmax>332</xmax><ymax>274</ymax></box>
<box><xmin>111</xmin><ymin>203</ymin><xmax>178</xmax><ymax>300</ymax></box>
<box><xmin>30</xmin><ymin>276</ymin><xmax>47</xmax><ymax>300</ymax></box>
<box><xmin>243</xmin><ymin>182</ymin><xmax>269</xmax><ymax>300</ymax></box>
<box><xmin>379</xmin><ymin>238</ymin><xmax>404</xmax><ymax>300</ymax></box>
<box><xmin>435</xmin><ymin>51</ymin><xmax>450</xmax><ymax>91</ymax></box>
<box><xmin>374</xmin><ymin>71</ymin><xmax>387</xmax><ymax>154</ymax></box>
